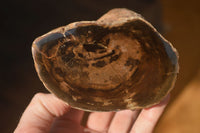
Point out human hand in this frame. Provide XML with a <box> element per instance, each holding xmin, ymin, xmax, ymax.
<box><xmin>14</xmin><ymin>93</ymin><xmax>169</xmax><ymax>133</ymax></box>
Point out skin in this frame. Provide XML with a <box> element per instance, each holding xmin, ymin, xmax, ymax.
<box><xmin>14</xmin><ymin>93</ymin><xmax>169</xmax><ymax>133</ymax></box>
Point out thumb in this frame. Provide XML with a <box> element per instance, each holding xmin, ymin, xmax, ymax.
<box><xmin>14</xmin><ymin>93</ymin><xmax>70</xmax><ymax>133</ymax></box>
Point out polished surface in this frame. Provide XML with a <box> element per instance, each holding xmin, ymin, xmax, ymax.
<box><xmin>32</xmin><ymin>9</ymin><xmax>178</xmax><ymax>111</ymax></box>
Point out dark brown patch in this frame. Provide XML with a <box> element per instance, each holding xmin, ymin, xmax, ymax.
<box><xmin>83</xmin><ymin>43</ymin><xmax>105</xmax><ymax>52</ymax></box>
<box><xmin>125</xmin><ymin>57</ymin><xmax>140</xmax><ymax>71</ymax></box>
<box><xmin>62</xmin><ymin>52</ymin><xmax>75</xmax><ymax>63</ymax></box>
<box><xmin>54</xmin><ymin>67</ymin><xmax>65</xmax><ymax>77</ymax></box>
<box><xmin>94</xmin><ymin>50</ymin><xmax>115</xmax><ymax>60</ymax></box>
<box><xmin>58</xmin><ymin>41</ymin><xmax>74</xmax><ymax>55</ymax></box>
<box><xmin>67</xmin><ymin>58</ymin><xmax>81</xmax><ymax>68</ymax></box>
<box><xmin>110</xmin><ymin>54</ymin><xmax>120</xmax><ymax>63</ymax></box>
<box><xmin>78</xmin><ymin>53</ymin><xmax>84</xmax><ymax>58</ymax></box>
<box><xmin>98</xmin><ymin>49</ymin><xmax>107</xmax><ymax>53</ymax></box>
<box><xmin>105</xmin><ymin>38</ymin><xmax>110</xmax><ymax>46</ymax></box>
<box><xmin>92</xmin><ymin>60</ymin><xmax>107</xmax><ymax>67</ymax></box>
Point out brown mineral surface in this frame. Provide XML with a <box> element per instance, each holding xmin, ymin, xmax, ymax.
<box><xmin>32</xmin><ymin>8</ymin><xmax>179</xmax><ymax>111</ymax></box>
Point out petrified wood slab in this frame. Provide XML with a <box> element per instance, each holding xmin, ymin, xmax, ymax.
<box><xmin>32</xmin><ymin>8</ymin><xmax>179</xmax><ymax>111</ymax></box>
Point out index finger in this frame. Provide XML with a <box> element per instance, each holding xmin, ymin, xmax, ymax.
<box><xmin>130</xmin><ymin>95</ymin><xmax>170</xmax><ymax>133</ymax></box>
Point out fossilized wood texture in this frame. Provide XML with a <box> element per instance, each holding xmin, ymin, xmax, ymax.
<box><xmin>32</xmin><ymin>8</ymin><xmax>179</xmax><ymax>111</ymax></box>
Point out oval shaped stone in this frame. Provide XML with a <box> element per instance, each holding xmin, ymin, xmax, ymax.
<box><xmin>32</xmin><ymin>8</ymin><xmax>179</xmax><ymax>111</ymax></box>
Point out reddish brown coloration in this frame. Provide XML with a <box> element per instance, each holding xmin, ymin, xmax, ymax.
<box><xmin>32</xmin><ymin>8</ymin><xmax>179</xmax><ymax>111</ymax></box>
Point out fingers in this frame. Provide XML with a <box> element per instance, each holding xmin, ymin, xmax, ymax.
<box><xmin>108</xmin><ymin>110</ymin><xmax>140</xmax><ymax>133</ymax></box>
<box><xmin>130</xmin><ymin>95</ymin><xmax>170</xmax><ymax>133</ymax></box>
<box><xmin>87</xmin><ymin>95</ymin><xmax>169</xmax><ymax>133</ymax></box>
<box><xmin>86</xmin><ymin>110</ymin><xmax>140</xmax><ymax>133</ymax></box>
<box><xmin>14</xmin><ymin>93</ymin><xmax>70</xmax><ymax>133</ymax></box>
<box><xmin>87</xmin><ymin>112</ymin><xmax>115</xmax><ymax>132</ymax></box>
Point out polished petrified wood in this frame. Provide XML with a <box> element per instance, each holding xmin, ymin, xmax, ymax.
<box><xmin>32</xmin><ymin>8</ymin><xmax>179</xmax><ymax>111</ymax></box>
